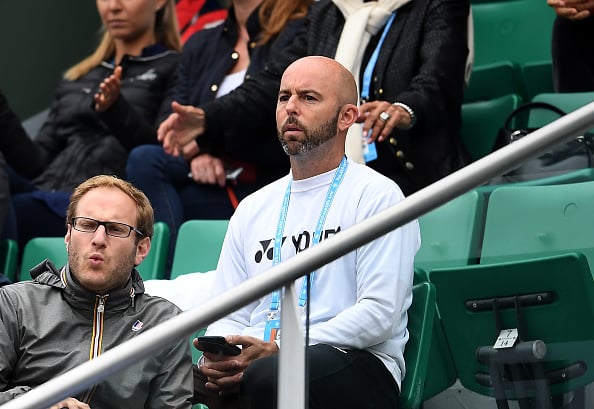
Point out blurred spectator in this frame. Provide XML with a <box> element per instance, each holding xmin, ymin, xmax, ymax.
<box><xmin>158</xmin><ymin>0</ymin><xmax>472</xmax><ymax>196</ymax></box>
<box><xmin>548</xmin><ymin>0</ymin><xmax>594</xmax><ymax>91</ymax></box>
<box><xmin>0</xmin><ymin>90</ymin><xmax>42</xmax><ymax>239</ymax></box>
<box><xmin>127</xmin><ymin>0</ymin><xmax>311</xmax><ymax>274</ymax></box>
<box><xmin>5</xmin><ymin>0</ymin><xmax>181</xmax><ymax>251</ymax></box>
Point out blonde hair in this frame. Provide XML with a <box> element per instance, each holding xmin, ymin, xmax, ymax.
<box><xmin>66</xmin><ymin>175</ymin><xmax>155</xmax><ymax>239</ymax></box>
<box><xmin>64</xmin><ymin>0</ymin><xmax>181</xmax><ymax>81</ymax></box>
<box><xmin>258</xmin><ymin>0</ymin><xmax>313</xmax><ymax>46</ymax></box>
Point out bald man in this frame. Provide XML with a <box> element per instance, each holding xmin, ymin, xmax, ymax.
<box><xmin>193</xmin><ymin>57</ymin><xmax>420</xmax><ymax>409</ymax></box>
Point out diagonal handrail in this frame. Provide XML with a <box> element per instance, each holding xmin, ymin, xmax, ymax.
<box><xmin>2</xmin><ymin>101</ymin><xmax>594</xmax><ymax>409</ymax></box>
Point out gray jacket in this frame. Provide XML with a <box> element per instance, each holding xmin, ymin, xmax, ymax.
<box><xmin>0</xmin><ymin>260</ymin><xmax>193</xmax><ymax>408</ymax></box>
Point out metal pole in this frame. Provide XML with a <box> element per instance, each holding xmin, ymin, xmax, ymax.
<box><xmin>278</xmin><ymin>282</ymin><xmax>306</xmax><ymax>409</ymax></box>
<box><xmin>3</xmin><ymin>102</ymin><xmax>594</xmax><ymax>409</ymax></box>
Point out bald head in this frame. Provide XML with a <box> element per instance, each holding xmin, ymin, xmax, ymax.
<box><xmin>282</xmin><ymin>56</ymin><xmax>358</xmax><ymax>106</ymax></box>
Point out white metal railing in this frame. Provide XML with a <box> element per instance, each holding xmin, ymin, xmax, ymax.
<box><xmin>3</xmin><ymin>102</ymin><xmax>594</xmax><ymax>409</ymax></box>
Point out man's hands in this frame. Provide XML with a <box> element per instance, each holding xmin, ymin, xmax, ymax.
<box><xmin>94</xmin><ymin>66</ymin><xmax>122</xmax><ymax>112</ymax></box>
<box><xmin>158</xmin><ymin>101</ymin><xmax>206</xmax><ymax>156</ymax></box>
<box><xmin>548</xmin><ymin>0</ymin><xmax>594</xmax><ymax>19</ymax></box>
<box><xmin>188</xmin><ymin>154</ymin><xmax>227</xmax><ymax>187</ymax></box>
<box><xmin>195</xmin><ymin>335</ymin><xmax>279</xmax><ymax>396</ymax></box>
<box><xmin>47</xmin><ymin>397</ymin><xmax>90</xmax><ymax>409</ymax></box>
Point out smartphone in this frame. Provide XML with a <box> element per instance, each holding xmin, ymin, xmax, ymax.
<box><xmin>197</xmin><ymin>336</ymin><xmax>241</xmax><ymax>356</ymax></box>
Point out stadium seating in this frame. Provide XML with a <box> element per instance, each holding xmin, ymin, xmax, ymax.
<box><xmin>170</xmin><ymin>219</ymin><xmax>229</xmax><ymax>279</ymax></box>
<box><xmin>414</xmin><ymin>190</ymin><xmax>485</xmax><ymax>278</ymax></box>
<box><xmin>429</xmin><ymin>253</ymin><xmax>594</xmax><ymax>404</ymax></box>
<box><xmin>528</xmin><ymin>92</ymin><xmax>594</xmax><ymax>128</ymax></box>
<box><xmin>19</xmin><ymin>237</ymin><xmax>67</xmax><ymax>281</ymax></box>
<box><xmin>399</xmin><ymin>282</ymin><xmax>437</xmax><ymax>409</ymax></box>
<box><xmin>467</xmin><ymin>0</ymin><xmax>556</xmax><ymax>103</ymax></box>
<box><xmin>479</xmin><ymin>181</ymin><xmax>594</xmax><ymax>266</ymax></box>
<box><xmin>169</xmin><ymin>219</ymin><xmax>229</xmax><ymax>368</ymax></box>
<box><xmin>464</xmin><ymin>61</ymin><xmax>525</xmax><ymax>103</ymax></box>
<box><xmin>461</xmin><ymin>93</ymin><xmax>522</xmax><ymax>160</ymax></box>
<box><xmin>1</xmin><ymin>239</ymin><xmax>18</xmax><ymax>282</ymax></box>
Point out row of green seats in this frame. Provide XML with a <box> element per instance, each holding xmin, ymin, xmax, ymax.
<box><xmin>461</xmin><ymin>91</ymin><xmax>594</xmax><ymax>161</ymax></box>
<box><xmin>422</xmin><ymin>180</ymin><xmax>594</xmax><ymax>405</ymax></box>
<box><xmin>466</xmin><ymin>0</ymin><xmax>557</xmax><ymax>102</ymax></box>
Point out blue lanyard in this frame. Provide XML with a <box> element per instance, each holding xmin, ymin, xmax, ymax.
<box><xmin>269</xmin><ymin>156</ymin><xmax>348</xmax><ymax>311</ymax></box>
<box><xmin>360</xmin><ymin>12</ymin><xmax>396</xmax><ymax>101</ymax></box>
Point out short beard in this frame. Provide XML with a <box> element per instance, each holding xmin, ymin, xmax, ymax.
<box><xmin>278</xmin><ymin>108</ymin><xmax>340</xmax><ymax>156</ymax></box>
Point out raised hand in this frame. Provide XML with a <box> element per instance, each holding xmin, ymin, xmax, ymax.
<box><xmin>157</xmin><ymin>101</ymin><xmax>205</xmax><ymax>156</ymax></box>
<box><xmin>94</xmin><ymin>66</ymin><xmax>122</xmax><ymax>112</ymax></box>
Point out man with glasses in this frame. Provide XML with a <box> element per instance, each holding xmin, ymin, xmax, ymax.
<box><xmin>0</xmin><ymin>175</ymin><xmax>193</xmax><ymax>409</ymax></box>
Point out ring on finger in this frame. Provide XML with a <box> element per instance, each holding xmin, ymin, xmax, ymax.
<box><xmin>379</xmin><ymin>111</ymin><xmax>391</xmax><ymax>122</ymax></box>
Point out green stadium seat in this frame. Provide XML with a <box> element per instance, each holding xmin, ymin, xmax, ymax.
<box><xmin>429</xmin><ymin>253</ymin><xmax>594</xmax><ymax>403</ymax></box>
<box><xmin>461</xmin><ymin>94</ymin><xmax>522</xmax><ymax>160</ymax></box>
<box><xmin>1</xmin><ymin>239</ymin><xmax>18</xmax><ymax>282</ymax></box>
<box><xmin>528</xmin><ymin>92</ymin><xmax>594</xmax><ymax>128</ymax></box>
<box><xmin>137</xmin><ymin>221</ymin><xmax>170</xmax><ymax>280</ymax></box>
<box><xmin>479</xmin><ymin>181</ymin><xmax>594</xmax><ymax>266</ymax></box>
<box><xmin>471</xmin><ymin>0</ymin><xmax>555</xmax><ymax>68</ymax></box>
<box><xmin>464</xmin><ymin>62</ymin><xmax>525</xmax><ymax>103</ymax></box>
<box><xmin>169</xmin><ymin>219</ymin><xmax>229</xmax><ymax>366</ymax></box>
<box><xmin>170</xmin><ymin>219</ymin><xmax>229</xmax><ymax>279</ymax></box>
<box><xmin>399</xmin><ymin>282</ymin><xmax>437</xmax><ymax>409</ymax></box>
<box><xmin>413</xmin><ymin>192</ymin><xmax>485</xmax><ymax>401</ymax></box>
<box><xmin>19</xmin><ymin>237</ymin><xmax>67</xmax><ymax>281</ymax></box>
<box><xmin>415</xmin><ymin>190</ymin><xmax>485</xmax><ymax>275</ymax></box>
<box><xmin>522</xmin><ymin>61</ymin><xmax>554</xmax><ymax>100</ymax></box>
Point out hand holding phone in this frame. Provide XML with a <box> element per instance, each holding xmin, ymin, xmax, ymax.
<box><xmin>197</xmin><ymin>336</ymin><xmax>241</xmax><ymax>356</ymax></box>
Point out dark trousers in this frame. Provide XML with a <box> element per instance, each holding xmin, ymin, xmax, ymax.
<box><xmin>552</xmin><ymin>16</ymin><xmax>594</xmax><ymax>92</ymax></box>
<box><xmin>193</xmin><ymin>344</ymin><xmax>400</xmax><ymax>409</ymax></box>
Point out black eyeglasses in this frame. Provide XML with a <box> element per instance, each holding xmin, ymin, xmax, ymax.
<box><xmin>71</xmin><ymin>217</ymin><xmax>144</xmax><ymax>238</ymax></box>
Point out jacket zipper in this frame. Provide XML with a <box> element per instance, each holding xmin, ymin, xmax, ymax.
<box><xmin>80</xmin><ymin>295</ymin><xmax>108</xmax><ymax>403</ymax></box>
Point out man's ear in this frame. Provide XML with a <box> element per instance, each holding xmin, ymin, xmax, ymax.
<box><xmin>65</xmin><ymin>225</ymin><xmax>71</xmax><ymax>251</ymax></box>
<box><xmin>134</xmin><ymin>237</ymin><xmax>151</xmax><ymax>266</ymax></box>
<box><xmin>338</xmin><ymin>104</ymin><xmax>359</xmax><ymax>132</ymax></box>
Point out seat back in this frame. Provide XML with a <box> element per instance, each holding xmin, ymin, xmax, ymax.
<box><xmin>522</xmin><ymin>61</ymin><xmax>554</xmax><ymax>100</ymax></box>
<box><xmin>464</xmin><ymin>61</ymin><xmax>524</xmax><ymax>103</ymax></box>
<box><xmin>169</xmin><ymin>219</ymin><xmax>229</xmax><ymax>365</ymax></box>
<box><xmin>528</xmin><ymin>92</ymin><xmax>594</xmax><ymax>128</ymax></box>
<box><xmin>415</xmin><ymin>190</ymin><xmax>485</xmax><ymax>276</ymax></box>
<box><xmin>137</xmin><ymin>221</ymin><xmax>170</xmax><ymax>281</ymax></box>
<box><xmin>480</xmin><ymin>181</ymin><xmax>594</xmax><ymax>266</ymax></box>
<box><xmin>472</xmin><ymin>0</ymin><xmax>555</xmax><ymax>68</ymax></box>
<box><xmin>429</xmin><ymin>252</ymin><xmax>594</xmax><ymax>399</ymax></box>
<box><xmin>170</xmin><ymin>219</ymin><xmax>229</xmax><ymax>279</ymax></box>
<box><xmin>19</xmin><ymin>237</ymin><xmax>67</xmax><ymax>281</ymax></box>
<box><xmin>461</xmin><ymin>93</ymin><xmax>522</xmax><ymax>160</ymax></box>
<box><xmin>1</xmin><ymin>239</ymin><xmax>18</xmax><ymax>282</ymax></box>
<box><xmin>399</xmin><ymin>282</ymin><xmax>436</xmax><ymax>409</ymax></box>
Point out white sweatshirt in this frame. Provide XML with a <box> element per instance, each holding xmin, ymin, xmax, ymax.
<box><xmin>206</xmin><ymin>158</ymin><xmax>420</xmax><ymax>388</ymax></box>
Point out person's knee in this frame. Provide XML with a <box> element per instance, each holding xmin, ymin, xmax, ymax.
<box><xmin>127</xmin><ymin>145</ymin><xmax>164</xmax><ymax>178</ymax></box>
<box><xmin>128</xmin><ymin>145</ymin><xmax>165</xmax><ymax>169</ymax></box>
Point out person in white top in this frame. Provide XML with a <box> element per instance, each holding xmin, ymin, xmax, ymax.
<box><xmin>194</xmin><ymin>55</ymin><xmax>420</xmax><ymax>409</ymax></box>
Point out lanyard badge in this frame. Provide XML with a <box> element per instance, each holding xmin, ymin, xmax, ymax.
<box><xmin>360</xmin><ymin>12</ymin><xmax>396</xmax><ymax>163</ymax></box>
<box><xmin>264</xmin><ymin>157</ymin><xmax>348</xmax><ymax>342</ymax></box>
